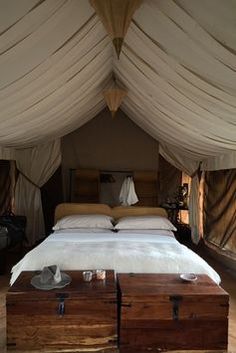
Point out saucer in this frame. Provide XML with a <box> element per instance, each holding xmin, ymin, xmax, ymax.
<box><xmin>180</xmin><ymin>273</ymin><xmax>197</xmax><ymax>282</ymax></box>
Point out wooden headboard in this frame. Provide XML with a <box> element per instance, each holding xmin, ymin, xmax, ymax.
<box><xmin>112</xmin><ymin>206</ymin><xmax>167</xmax><ymax>219</ymax></box>
<box><xmin>70</xmin><ymin>168</ymin><xmax>158</xmax><ymax>206</ymax></box>
<box><xmin>54</xmin><ymin>203</ymin><xmax>167</xmax><ymax>223</ymax></box>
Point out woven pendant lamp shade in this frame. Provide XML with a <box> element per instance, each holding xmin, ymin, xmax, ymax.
<box><xmin>90</xmin><ymin>0</ymin><xmax>142</xmax><ymax>58</ymax></box>
<box><xmin>103</xmin><ymin>88</ymin><xmax>127</xmax><ymax>117</ymax></box>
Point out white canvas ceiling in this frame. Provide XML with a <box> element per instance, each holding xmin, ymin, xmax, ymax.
<box><xmin>0</xmin><ymin>0</ymin><xmax>236</xmax><ymax>165</ymax></box>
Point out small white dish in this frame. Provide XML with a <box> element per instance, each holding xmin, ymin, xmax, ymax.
<box><xmin>180</xmin><ymin>273</ymin><xmax>197</xmax><ymax>282</ymax></box>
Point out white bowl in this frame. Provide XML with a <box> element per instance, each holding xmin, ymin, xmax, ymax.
<box><xmin>180</xmin><ymin>273</ymin><xmax>198</xmax><ymax>282</ymax></box>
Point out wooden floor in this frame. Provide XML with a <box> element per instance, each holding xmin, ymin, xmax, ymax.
<box><xmin>0</xmin><ymin>248</ymin><xmax>236</xmax><ymax>353</ymax></box>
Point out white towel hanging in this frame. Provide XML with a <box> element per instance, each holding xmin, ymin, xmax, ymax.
<box><xmin>119</xmin><ymin>176</ymin><xmax>139</xmax><ymax>206</ymax></box>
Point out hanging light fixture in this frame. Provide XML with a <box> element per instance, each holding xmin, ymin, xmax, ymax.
<box><xmin>90</xmin><ymin>0</ymin><xmax>143</xmax><ymax>58</ymax></box>
<box><xmin>103</xmin><ymin>74</ymin><xmax>127</xmax><ymax>118</ymax></box>
<box><xmin>103</xmin><ymin>87</ymin><xmax>127</xmax><ymax>117</ymax></box>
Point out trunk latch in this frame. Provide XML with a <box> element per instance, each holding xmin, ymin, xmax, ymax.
<box><xmin>169</xmin><ymin>295</ymin><xmax>182</xmax><ymax>321</ymax></box>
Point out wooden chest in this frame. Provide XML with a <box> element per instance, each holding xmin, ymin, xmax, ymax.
<box><xmin>7</xmin><ymin>270</ymin><xmax>117</xmax><ymax>352</ymax></box>
<box><xmin>117</xmin><ymin>273</ymin><xmax>229</xmax><ymax>353</ymax></box>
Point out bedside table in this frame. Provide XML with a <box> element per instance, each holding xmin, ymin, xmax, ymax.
<box><xmin>174</xmin><ymin>222</ymin><xmax>192</xmax><ymax>246</ymax></box>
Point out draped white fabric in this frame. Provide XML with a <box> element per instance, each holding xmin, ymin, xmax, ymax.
<box><xmin>15</xmin><ymin>140</ymin><xmax>61</xmax><ymax>245</ymax></box>
<box><xmin>201</xmin><ymin>151</ymin><xmax>236</xmax><ymax>172</ymax></box>
<box><xmin>0</xmin><ymin>0</ymin><xmax>236</xmax><ymax>243</ymax></box>
<box><xmin>0</xmin><ymin>0</ymin><xmax>112</xmax><ymax>147</ymax></box>
<box><xmin>0</xmin><ymin>140</ymin><xmax>61</xmax><ymax>245</ymax></box>
<box><xmin>0</xmin><ymin>0</ymin><xmax>235</xmax><ymax>160</ymax></box>
<box><xmin>116</xmin><ymin>8</ymin><xmax>236</xmax><ymax>162</ymax></box>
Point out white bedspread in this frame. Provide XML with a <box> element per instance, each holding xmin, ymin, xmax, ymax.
<box><xmin>11</xmin><ymin>229</ymin><xmax>220</xmax><ymax>285</ymax></box>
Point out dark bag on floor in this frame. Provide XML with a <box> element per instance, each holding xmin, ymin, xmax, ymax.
<box><xmin>0</xmin><ymin>225</ymin><xmax>8</xmax><ymax>249</ymax></box>
<box><xmin>0</xmin><ymin>213</ymin><xmax>26</xmax><ymax>248</ymax></box>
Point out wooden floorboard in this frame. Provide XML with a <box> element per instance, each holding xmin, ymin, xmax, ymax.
<box><xmin>0</xmin><ymin>248</ymin><xmax>235</xmax><ymax>353</ymax></box>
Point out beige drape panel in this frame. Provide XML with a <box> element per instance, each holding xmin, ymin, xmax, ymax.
<box><xmin>0</xmin><ymin>147</ymin><xmax>15</xmax><ymax>161</ymax></box>
<box><xmin>114</xmin><ymin>0</ymin><xmax>236</xmax><ymax>169</ymax></box>
<box><xmin>204</xmin><ymin>169</ymin><xmax>236</xmax><ymax>259</ymax></box>
<box><xmin>160</xmin><ymin>143</ymin><xmax>201</xmax><ymax>244</ymax></box>
<box><xmin>158</xmin><ymin>155</ymin><xmax>181</xmax><ymax>206</ymax></box>
<box><xmin>15</xmin><ymin>140</ymin><xmax>61</xmax><ymax>246</ymax></box>
<box><xmin>201</xmin><ymin>151</ymin><xmax>236</xmax><ymax>172</ymax></box>
<box><xmin>0</xmin><ymin>1</ymin><xmax>112</xmax><ymax>147</ymax></box>
<box><xmin>0</xmin><ymin>160</ymin><xmax>11</xmax><ymax>214</ymax></box>
<box><xmin>188</xmin><ymin>175</ymin><xmax>202</xmax><ymax>244</ymax></box>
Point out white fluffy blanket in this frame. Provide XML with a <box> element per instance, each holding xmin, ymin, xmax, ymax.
<box><xmin>11</xmin><ymin>229</ymin><xmax>220</xmax><ymax>285</ymax></box>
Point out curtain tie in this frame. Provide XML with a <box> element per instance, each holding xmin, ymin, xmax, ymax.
<box><xmin>19</xmin><ymin>171</ymin><xmax>39</xmax><ymax>189</ymax></box>
<box><xmin>190</xmin><ymin>162</ymin><xmax>202</xmax><ymax>179</ymax></box>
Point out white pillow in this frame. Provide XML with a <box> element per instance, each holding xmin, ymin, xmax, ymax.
<box><xmin>114</xmin><ymin>215</ymin><xmax>176</xmax><ymax>231</ymax></box>
<box><xmin>53</xmin><ymin>214</ymin><xmax>114</xmax><ymax>230</ymax></box>
<box><xmin>116</xmin><ymin>229</ymin><xmax>175</xmax><ymax>237</ymax></box>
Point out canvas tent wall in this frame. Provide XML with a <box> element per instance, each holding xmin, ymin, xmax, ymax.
<box><xmin>0</xmin><ymin>0</ymin><xmax>236</xmax><ymax>256</ymax></box>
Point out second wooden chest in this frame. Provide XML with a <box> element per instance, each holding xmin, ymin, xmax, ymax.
<box><xmin>118</xmin><ymin>273</ymin><xmax>229</xmax><ymax>353</ymax></box>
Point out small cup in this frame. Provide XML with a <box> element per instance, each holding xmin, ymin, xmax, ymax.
<box><xmin>96</xmin><ymin>269</ymin><xmax>106</xmax><ymax>280</ymax></box>
<box><xmin>83</xmin><ymin>271</ymin><xmax>93</xmax><ymax>282</ymax></box>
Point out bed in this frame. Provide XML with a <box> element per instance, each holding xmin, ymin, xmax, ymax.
<box><xmin>10</xmin><ymin>203</ymin><xmax>220</xmax><ymax>285</ymax></box>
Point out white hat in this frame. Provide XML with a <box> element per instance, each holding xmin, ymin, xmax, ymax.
<box><xmin>31</xmin><ymin>265</ymin><xmax>71</xmax><ymax>290</ymax></box>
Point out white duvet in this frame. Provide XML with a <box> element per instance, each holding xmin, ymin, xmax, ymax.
<box><xmin>11</xmin><ymin>229</ymin><xmax>220</xmax><ymax>285</ymax></box>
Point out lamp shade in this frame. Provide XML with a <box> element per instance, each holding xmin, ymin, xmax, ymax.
<box><xmin>103</xmin><ymin>88</ymin><xmax>127</xmax><ymax>117</ymax></box>
<box><xmin>90</xmin><ymin>0</ymin><xmax>142</xmax><ymax>58</ymax></box>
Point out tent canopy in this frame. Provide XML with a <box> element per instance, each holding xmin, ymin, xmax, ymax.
<box><xmin>1</xmin><ymin>0</ymin><xmax>236</xmax><ymax>246</ymax></box>
<box><xmin>0</xmin><ymin>0</ymin><xmax>236</xmax><ymax>166</ymax></box>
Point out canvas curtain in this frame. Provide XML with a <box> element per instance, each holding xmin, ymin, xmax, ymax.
<box><xmin>160</xmin><ymin>143</ymin><xmax>201</xmax><ymax>244</ymax></box>
<box><xmin>158</xmin><ymin>155</ymin><xmax>181</xmax><ymax>206</ymax></box>
<box><xmin>204</xmin><ymin>169</ymin><xmax>236</xmax><ymax>259</ymax></box>
<box><xmin>0</xmin><ymin>160</ymin><xmax>11</xmax><ymax>214</ymax></box>
<box><xmin>14</xmin><ymin>140</ymin><xmax>61</xmax><ymax>246</ymax></box>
